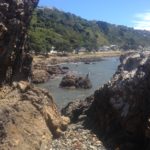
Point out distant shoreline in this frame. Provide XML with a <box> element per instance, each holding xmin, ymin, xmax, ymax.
<box><xmin>33</xmin><ymin>51</ymin><xmax>123</xmax><ymax>65</ymax></box>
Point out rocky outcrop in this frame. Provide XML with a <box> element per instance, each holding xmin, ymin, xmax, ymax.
<box><xmin>32</xmin><ymin>69</ymin><xmax>50</xmax><ymax>84</ymax></box>
<box><xmin>33</xmin><ymin>63</ymin><xmax>66</xmax><ymax>74</ymax></box>
<box><xmin>0</xmin><ymin>0</ymin><xmax>38</xmax><ymax>84</ymax></box>
<box><xmin>0</xmin><ymin>1</ymin><xmax>71</xmax><ymax>150</ymax></box>
<box><xmin>32</xmin><ymin>63</ymin><xmax>68</xmax><ymax>83</ymax></box>
<box><xmin>60</xmin><ymin>74</ymin><xmax>92</xmax><ymax>89</ymax></box>
<box><xmin>62</xmin><ymin>52</ymin><xmax>150</xmax><ymax>150</ymax></box>
<box><xmin>62</xmin><ymin>95</ymin><xmax>94</xmax><ymax>122</ymax></box>
<box><xmin>0</xmin><ymin>82</ymin><xmax>70</xmax><ymax>150</ymax></box>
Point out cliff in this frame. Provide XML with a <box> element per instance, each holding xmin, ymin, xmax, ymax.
<box><xmin>0</xmin><ymin>0</ymin><xmax>38</xmax><ymax>84</ymax></box>
<box><xmin>62</xmin><ymin>52</ymin><xmax>150</xmax><ymax>150</ymax></box>
<box><xmin>0</xmin><ymin>1</ymin><xmax>70</xmax><ymax>149</ymax></box>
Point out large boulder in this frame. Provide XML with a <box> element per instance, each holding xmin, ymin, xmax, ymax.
<box><xmin>62</xmin><ymin>52</ymin><xmax>150</xmax><ymax>149</ymax></box>
<box><xmin>60</xmin><ymin>74</ymin><xmax>92</xmax><ymax>89</ymax></box>
<box><xmin>0</xmin><ymin>83</ymin><xmax>70</xmax><ymax>150</ymax></box>
<box><xmin>32</xmin><ymin>69</ymin><xmax>50</xmax><ymax>84</ymax></box>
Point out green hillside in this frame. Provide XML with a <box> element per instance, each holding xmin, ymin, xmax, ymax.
<box><xmin>28</xmin><ymin>7</ymin><xmax>150</xmax><ymax>53</ymax></box>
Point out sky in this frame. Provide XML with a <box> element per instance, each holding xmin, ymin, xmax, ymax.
<box><xmin>38</xmin><ymin>0</ymin><xmax>150</xmax><ymax>30</ymax></box>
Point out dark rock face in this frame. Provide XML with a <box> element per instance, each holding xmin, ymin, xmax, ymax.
<box><xmin>62</xmin><ymin>52</ymin><xmax>150</xmax><ymax>149</ymax></box>
<box><xmin>0</xmin><ymin>0</ymin><xmax>38</xmax><ymax>84</ymax></box>
<box><xmin>62</xmin><ymin>95</ymin><xmax>94</xmax><ymax>122</ymax></box>
<box><xmin>62</xmin><ymin>66</ymin><xmax>69</xmax><ymax>70</ymax></box>
<box><xmin>0</xmin><ymin>1</ymin><xmax>71</xmax><ymax>149</ymax></box>
<box><xmin>60</xmin><ymin>74</ymin><xmax>92</xmax><ymax>89</ymax></box>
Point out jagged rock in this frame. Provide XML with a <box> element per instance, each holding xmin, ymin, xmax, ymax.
<box><xmin>47</xmin><ymin>65</ymin><xmax>66</xmax><ymax>75</ymax></box>
<box><xmin>32</xmin><ymin>63</ymin><xmax>68</xmax><ymax>83</ymax></box>
<box><xmin>62</xmin><ymin>52</ymin><xmax>150</xmax><ymax>149</ymax></box>
<box><xmin>17</xmin><ymin>81</ymin><xmax>30</xmax><ymax>92</ymax></box>
<box><xmin>33</xmin><ymin>63</ymin><xmax>66</xmax><ymax>75</ymax></box>
<box><xmin>0</xmin><ymin>84</ymin><xmax>70</xmax><ymax>150</ymax></box>
<box><xmin>60</xmin><ymin>74</ymin><xmax>92</xmax><ymax>89</ymax></box>
<box><xmin>31</xmin><ymin>69</ymin><xmax>50</xmax><ymax>84</ymax></box>
<box><xmin>62</xmin><ymin>95</ymin><xmax>94</xmax><ymax>122</ymax></box>
<box><xmin>0</xmin><ymin>1</ymin><xmax>71</xmax><ymax>149</ymax></box>
<box><xmin>0</xmin><ymin>0</ymin><xmax>38</xmax><ymax>84</ymax></box>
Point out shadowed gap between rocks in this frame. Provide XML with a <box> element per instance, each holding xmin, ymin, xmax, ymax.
<box><xmin>62</xmin><ymin>52</ymin><xmax>150</xmax><ymax>150</ymax></box>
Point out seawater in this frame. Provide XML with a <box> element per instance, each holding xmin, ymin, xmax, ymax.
<box><xmin>39</xmin><ymin>57</ymin><xmax>120</xmax><ymax>108</ymax></box>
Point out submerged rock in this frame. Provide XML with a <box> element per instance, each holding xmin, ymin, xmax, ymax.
<box><xmin>62</xmin><ymin>66</ymin><xmax>69</xmax><ymax>70</ymax></box>
<box><xmin>62</xmin><ymin>52</ymin><xmax>150</xmax><ymax>149</ymax></box>
<box><xmin>84</xmin><ymin>61</ymin><xmax>90</xmax><ymax>64</ymax></box>
<box><xmin>59</xmin><ymin>74</ymin><xmax>92</xmax><ymax>89</ymax></box>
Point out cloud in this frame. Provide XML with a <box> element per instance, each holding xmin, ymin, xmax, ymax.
<box><xmin>133</xmin><ymin>11</ymin><xmax>150</xmax><ymax>31</ymax></box>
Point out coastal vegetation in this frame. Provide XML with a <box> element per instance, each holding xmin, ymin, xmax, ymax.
<box><xmin>28</xmin><ymin>7</ymin><xmax>150</xmax><ymax>53</ymax></box>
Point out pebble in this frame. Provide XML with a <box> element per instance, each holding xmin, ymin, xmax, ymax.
<box><xmin>50</xmin><ymin>123</ymin><xmax>106</xmax><ymax>150</ymax></box>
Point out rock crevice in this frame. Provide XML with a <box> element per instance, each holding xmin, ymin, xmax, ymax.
<box><xmin>0</xmin><ymin>0</ymin><xmax>38</xmax><ymax>84</ymax></box>
<box><xmin>62</xmin><ymin>52</ymin><xmax>150</xmax><ymax>150</ymax></box>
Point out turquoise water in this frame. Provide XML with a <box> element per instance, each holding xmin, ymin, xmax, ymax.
<box><xmin>39</xmin><ymin>57</ymin><xmax>120</xmax><ymax>108</ymax></box>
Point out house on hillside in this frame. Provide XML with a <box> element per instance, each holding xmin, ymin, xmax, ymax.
<box><xmin>110</xmin><ymin>45</ymin><xmax>119</xmax><ymax>50</ymax></box>
<box><xmin>98</xmin><ymin>45</ymin><xmax>110</xmax><ymax>51</ymax></box>
<box><xmin>98</xmin><ymin>45</ymin><xmax>119</xmax><ymax>51</ymax></box>
<box><xmin>75</xmin><ymin>47</ymin><xmax>86</xmax><ymax>54</ymax></box>
<box><xmin>49</xmin><ymin>50</ymin><xmax>57</xmax><ymax>54</ymax></box>
<box><xmin>48</xmin><ymin>46</ymin><xmax>57</xmax><ymax>54</ymax></box>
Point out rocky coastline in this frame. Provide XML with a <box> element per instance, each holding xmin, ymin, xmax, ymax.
<box><xmin>62</xmin><ymin>51</ymin><xmax>150</xmax><ymax>150</ymax></box>
<box><xmin>33</xmin><ymin>51</ymin><xmax>122</xmax><ymax>65</ymax></box>
<box><xmin>31</xmin><ymin>52</ymin><xmax>121</xmax><ymax>85</ymax></box>
<box><xmin>31</xmin><ymin>62</ymin><xmax>67</xmax><ymax>84</ymax></box>
<box><xmin>2</xmin><ymin>0</ymin><xmax>150</xmax><ymax>149</ymax></box>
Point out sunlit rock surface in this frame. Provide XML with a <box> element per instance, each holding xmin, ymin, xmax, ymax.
<box><xmin>0</xmin><ymin>83</ymin><xmax>70</xmax><ymax>150</ymax></box>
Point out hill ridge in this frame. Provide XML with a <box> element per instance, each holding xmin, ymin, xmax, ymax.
<box><xmin>28</xmin><ymin>7</ymin><xmax>150</xmax><ymax>53</ymax></box>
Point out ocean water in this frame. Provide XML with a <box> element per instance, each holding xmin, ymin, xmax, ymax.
<box><xmin>39</xmin><ymin>57</ymin><xmax>120</xmax><ymax>108</ymax></box>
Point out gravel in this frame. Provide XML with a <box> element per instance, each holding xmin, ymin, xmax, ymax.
<box><xmin>49</xmin><ymin>123</ymin><xmax>106</xmax><ymax>150</ymax></box>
